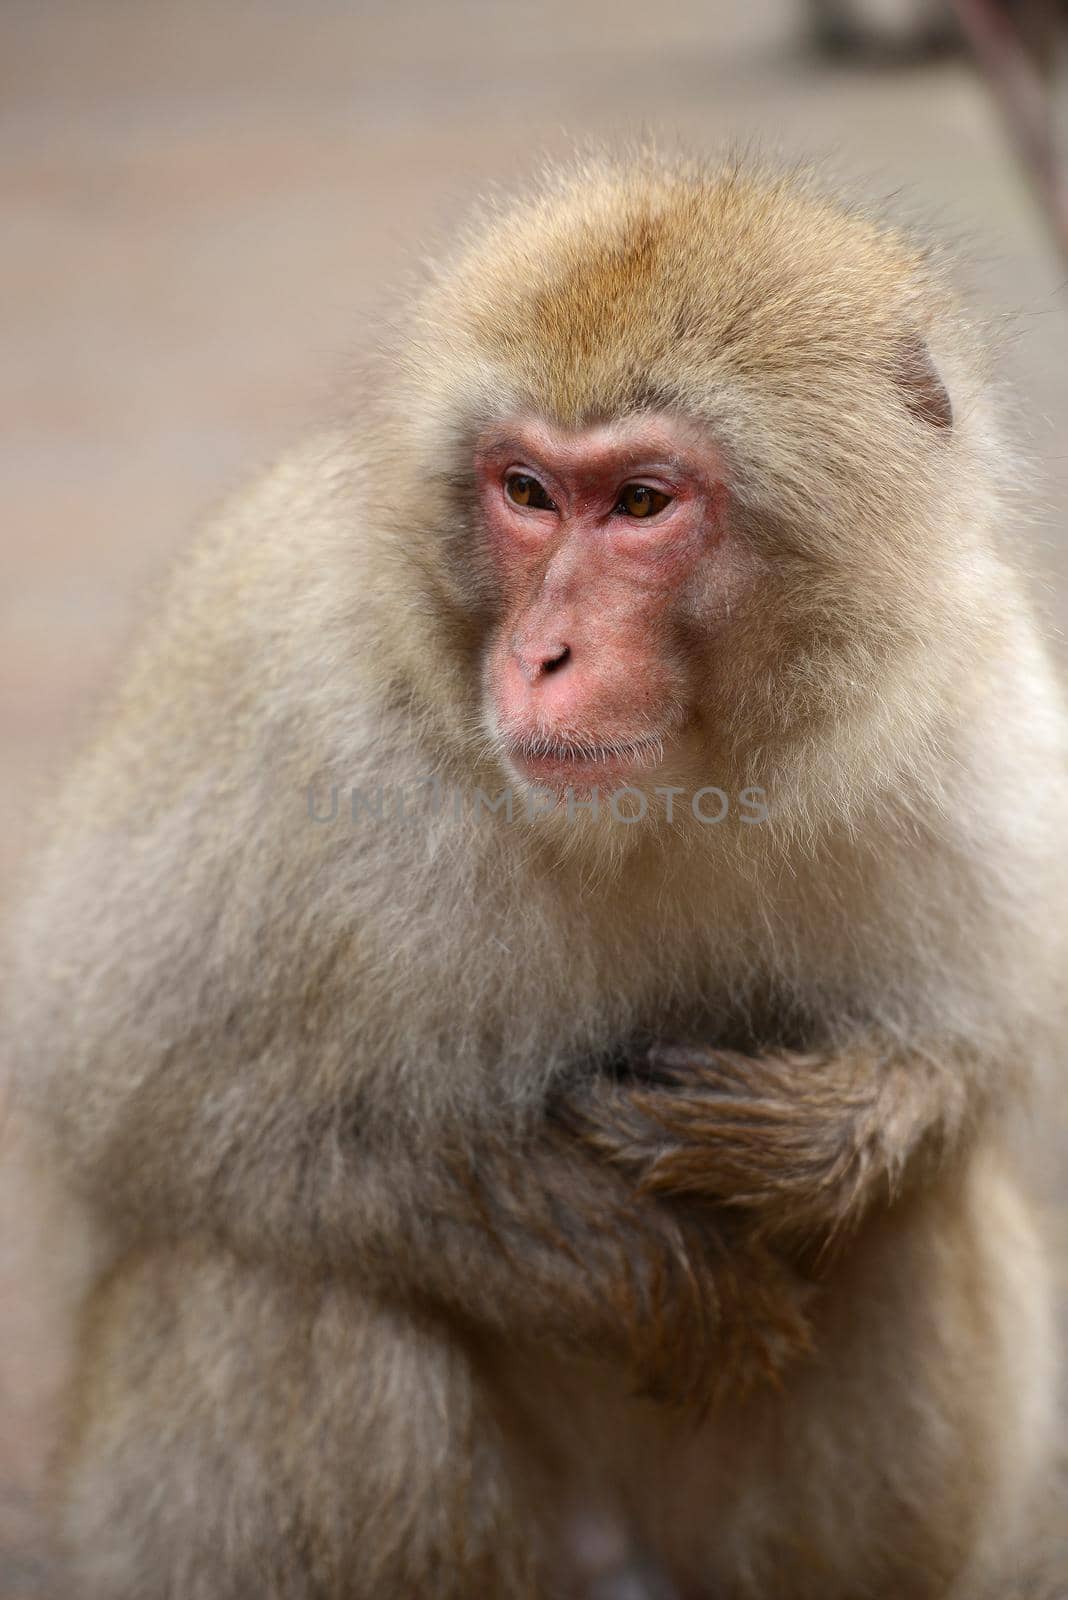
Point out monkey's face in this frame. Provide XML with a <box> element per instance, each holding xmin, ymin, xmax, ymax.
<box><xmin>397</xmin><ymin>161</ymin><xmax>983</xmax><ymax>832</ymax></box>
<box><xmin>475</xmin><ymin>413</ymin><xmax>762</xmax><ymax>797</ymax></box>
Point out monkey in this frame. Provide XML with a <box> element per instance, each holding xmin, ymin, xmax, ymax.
<box><xmin>2</xmin><ymin>148</ymin><xmax>1066</xmax><ymax>1600</ymax></box>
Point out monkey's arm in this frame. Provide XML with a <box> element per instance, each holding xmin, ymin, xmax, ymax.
<box><xmin>364</xmin><ymin>1123</ymin><xmax>811</xmax><ymax>1407</ymax></box>
<box><xmin>561</xmin><ymin>1039</ymin><xmax>977</xmax><ymax>1247</ymax></box>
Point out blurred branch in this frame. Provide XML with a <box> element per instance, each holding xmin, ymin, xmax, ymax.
<box><xmin>949</xmin><ymin>0</ymin><xmax>1068</xmax><ymax>265</ymax></box>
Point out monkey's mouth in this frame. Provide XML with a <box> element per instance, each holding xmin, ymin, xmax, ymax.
<box><xmin>505</xmin><ymin>732</ymin><xmax>667</xmax><ymax>789</ymax></box>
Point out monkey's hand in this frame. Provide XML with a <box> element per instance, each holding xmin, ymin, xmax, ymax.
<box><xmin>561</xmin><ymin>1041</ymin><xmax>973</xmax><ymax>1248</ymax></box>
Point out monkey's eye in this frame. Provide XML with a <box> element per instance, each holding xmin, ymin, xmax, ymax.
<box><xmin>505</xmin><ymin>473</ymin><xmax>557</xmax><ymax>511</ymax></box>
<box><xmin>615</xmin><ymin>484</ymin><xmax>671</xmax><ymax>519</ymax></box>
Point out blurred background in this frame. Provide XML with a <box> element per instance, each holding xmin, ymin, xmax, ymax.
<box><xmin>2</xmin><ymin>0</ymin><xmax>1067</xmax><ymax>1593</ymax></box>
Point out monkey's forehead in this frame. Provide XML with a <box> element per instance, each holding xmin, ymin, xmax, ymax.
<box><xmin>407</xmin><ymin>161</ymin><xmax>946</xmax><ymax>429</ymax></box>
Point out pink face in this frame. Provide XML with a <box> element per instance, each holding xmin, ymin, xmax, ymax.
<box><xmin>475</xmin><ymin>414</ymin><xmax>742</xmax><ymax>792</ymax></box>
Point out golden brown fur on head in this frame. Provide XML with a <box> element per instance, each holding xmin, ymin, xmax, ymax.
<box><xmin>423</xmin><ymin>154</ymin><xmax>952</xmax><ymax>422</ymax></box>
<box><xmin>400</xmin><ymin>150</ymin><xmax>976</xmax><ymax>492</ymax></box>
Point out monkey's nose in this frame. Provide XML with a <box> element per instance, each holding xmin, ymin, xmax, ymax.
<box><xmin>515</xmin><ymin>641</ymin><xmax>572</xmax><ymax>684</ymax></box>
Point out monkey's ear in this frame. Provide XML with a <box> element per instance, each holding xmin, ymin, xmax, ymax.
<box><xmin>895</xmin><ymin>336</ymin><xmax>953</xmax><ymax>431</ymax></box>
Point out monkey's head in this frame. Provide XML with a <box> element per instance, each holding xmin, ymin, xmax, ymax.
<box><xmin>382</xmin><ymin>153</ymin><xmax>1004</xmax><ymax>833</ymax></box>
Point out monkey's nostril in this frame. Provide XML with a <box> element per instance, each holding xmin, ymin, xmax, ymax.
<box><xmin>513</xmin><ymin>639</ymin><xmax>572</xmax><ymax>684</ymax></box>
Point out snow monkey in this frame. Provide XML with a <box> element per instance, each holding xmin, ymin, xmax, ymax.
<box><xmin>5</xmin><ymin>151</ymin><xmax>1066</xmax><ymax>1599</ymax></box>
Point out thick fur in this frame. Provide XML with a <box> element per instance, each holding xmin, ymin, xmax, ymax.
<box><xmin>3</xmin><ymin>150</ymin><xmax>1066</xmax><ymax>1598</ymax></box>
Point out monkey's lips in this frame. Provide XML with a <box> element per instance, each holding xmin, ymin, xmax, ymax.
<box><xmin>505</xmin><ymin>734</ymin><xmax>667</xmax><ymax>792</ymax></box>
